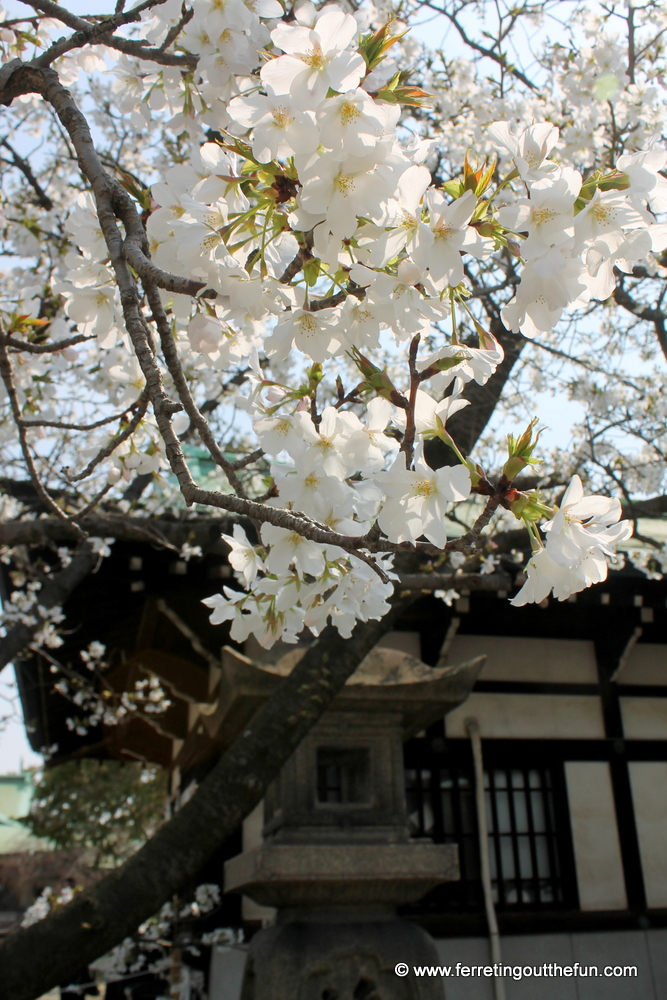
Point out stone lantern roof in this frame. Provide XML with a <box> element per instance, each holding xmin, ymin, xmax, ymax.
<box><xmin>212</xmin><ymin>643</ymin><xmax>485</xmax><ymax>751</ymax></box>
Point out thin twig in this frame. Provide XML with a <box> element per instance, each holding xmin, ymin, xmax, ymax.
<box><xmin>0</xmin><ymin>334</ymin><xmax>83</xmax><ymax>535</ymax></box>
<box><xmin>416</xmin><ymin>0</ymin><xmax>539</xmax><ymax>91</ymax></box>
<box><xmin>64</xmin><ymin>388</ymin><xmax>150</xmax><ymax>482</ymax></box>
<box><xmin>143</xmin><ymin>283</ymin><xmax>250</xmax><ymax>497</ymax></box>
<box><xmin>0</xmin><ymin>137</ymin><xmax>53</xmax><ymax>209</ymax></box>
<box><xmin>21</xmin><ymin>398</ymin><xmax>145</xmax><ymax>431</ymax></box>
<box><xmin>400</xmin><ymin>333</ymin><xmax>421</xmax><ymax>464</ymax></box>
<box><xmin>4</xmin><ymin>331</ymin><xmax>92</xmax><ymax>354</ymax></box>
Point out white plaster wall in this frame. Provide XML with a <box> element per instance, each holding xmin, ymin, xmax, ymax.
<box><xmin>620</xmin><ymin>698</ymin><xmax>667</xmax><ymax>740</ymax></box>
<box><xmin>445</xmin><ymin>693</ymin><xmax>605</xmax><ymax>739</ymax></box>
<box><xmin>565</xmin><ymin>762</ymin><xmax>627</xmax><ymax>911</ymax></box>
<box><xmin>208</xmin><ymin>946</ymin><xmax>248</xmax><ymax>1000</ymax></box>
<box><xmin>446</xmin><ymin>636</ymin><xmax>598</xmax><ymax>684</ymax></box>
<box><xmin>618</xmin><ymin>645</ymin><xmax>667</xmax><ymax>686</ymax></box>
<box><xmin>434</xmin><ymin>930</ymin><xmax>658</xmax><ymax>1000</ymax></box>
<box><xmin>628</xmin><ymin>762</ymin><xmax>667</xmax><ymax>908</ymax></box>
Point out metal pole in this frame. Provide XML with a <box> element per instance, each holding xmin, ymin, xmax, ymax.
<box><xmin>466</xmin><ymin>717</ymin><xmax>505</xmax><ymax>1000</ymax></box>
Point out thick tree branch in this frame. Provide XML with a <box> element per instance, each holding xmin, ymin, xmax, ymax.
<box><xmin>400</xmin><ymin>570</ymin><xmax>510</xmax><ymax>591</ymax></box>
<box><xmin>0</xmin><ymin>541</ymin><xmax>98</xmax><ymax>672</ymax></box>
<box><xmin>97</xmin><ymin>32</ymin><xmax>197</xmax><ymax>67</ymax></box>
<box><xmin>33</xmin><ymin>0</ymin><xmax>169</xmax><ymax>66</ymax></box>
<box><xmin>613</xmin><ymin>281</ymin><xmax>667</xmax><ymax>363</ymax></box>
<box><xmin>122</xmin><ymin>237</ymin><xmax>215</xmax><ymax>298</ymax></box>
<box><xmin>400</xmin><ymin>333</ymin><xmax>421</xmax><ymax>465</ymax></box>
<box><xmin>24</xmin><ymin>0</ymin><xmax>197</xmax><ymax>68</ymax></box>
<box><xmin>0</xmin><ymin>598</ymin><xmax>416</xmax><ymax>1000</ymax></box>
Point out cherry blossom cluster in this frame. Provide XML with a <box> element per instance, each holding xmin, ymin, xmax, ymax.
<box><xmin>1</xmin><ymin>0</ymin><xmax>664</xmax><ymax>651</ymax></box>
<box><xmin>21</xmin><ymin>883</ymin><xmax>76</xmax><ymax>929</ymax></box>
<box><xmin>34</xmin><ymin>634</ymin><xmax>173</xmax><ymax>736</ymax></box>
<box><xmin>511</xmin><ymin>475</ymin><xmax>632</xmax><ymax>606</ymax></box>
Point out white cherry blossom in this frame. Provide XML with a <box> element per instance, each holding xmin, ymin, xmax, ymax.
<box><xmin>574</xmin><ymin>189</ymin><xmax>647</xmax><ymax>246</ymax></box>
<box><xmin>412</xmin><ymin>189</ymin><xmax>491</xmax><ymax>289</ymax></box>
<box><xmin>298</xmin><ymin>150</ymin><xmax>404</xmax><ymax>241</ymax></box>
<box><xmin>317</xmin><ymin>90</ymin><xmax>400</xmax><ymax>159</ymax></box>
<box><xmin>375</xmin><ymin>450</ymin><xmax>471</xmax><ymax>548</ymax></box>
<box><xmin>616</xmin><ymin>145</ymin><xmax>667</xmax><ymax>213</ymax></box>
<box><xmin>497</xmin><ymin>167</ymin><xmax>581</xmax><ymax>260</ymax></box>
<box><xmin>542</xmin><ymin>475</ymin><xmax>632</xmax><ymax>569</ymax></box>
<box><xmin>357</xmin><ymin>164</ymin><xmax>431</xmax><ymax>267</ymax></box>
<box><xmin>262</xmin><ymin>7</ymin><xmax>366</xmax><ymax>109</ymax></box>
<box><xmin>512</xmin><ymin>476</ymin><xmax>633</xmax><ymax>606</ymax></box>
<box><xmin>227</xmin><ymin>91</ymin><xmax>319</xmax><ymax>163</ymax></box>
<box><xmin>264</xmin><ymin>299</ymin><xmax>341</xmax><ymax>362</ymax></box>
<box><xmin>502</xmin><ymin>252</ymin><xmax>589</xmax><ymax>338</ymax></box>
<box><xmin>337</xmin><ymin>397</ymin><xmax>397</xmax><ymax>473</ymax></box>
<box><xmin>417</xmin><ymin>332</ymin><xmax>505</xmax><ymax>393</ymax></box>
<box><xmin>486</xmin><ymin>121</ymin><xmax>559</xmax><ymax>180</ymax></box>
<box><xmin>221</xmin><ymin>525</ymin><xmax>265</xmax><ymax>587</ymax></box>
<box><xmin>261</xmin><ymin>523</ymin><xmax>326</xmax><ymax>578</ymax></box>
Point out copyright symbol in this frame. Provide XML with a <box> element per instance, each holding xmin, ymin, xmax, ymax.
<box><xmin>395</xmin><ymin>963</ymin><xmax>409</xmax><ymax>977</ymax></box>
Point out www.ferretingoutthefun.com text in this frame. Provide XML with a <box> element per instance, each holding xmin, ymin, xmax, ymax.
<box><xmin>393</xmin><ymin>962</ymin><xmax>638</xmax><ymax>981</ymax></box>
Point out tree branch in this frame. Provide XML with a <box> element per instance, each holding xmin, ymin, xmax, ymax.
<box><xmin>0</xmin><ymin>541</ymin><xmax>98</xmax><ymax>672</ymax></box>
<box><xmin>0</xmin><ymin>136</ymin><xmax>53</xmax><ymax>209</ymax></box>
<box><xmin>399</xmin><ymin>570</ymin><xmax>510</xmax><ymax>591</ymax></box>
<box><xmin>64</xmin><ymin>387</ymin><xmax>150</xmax><ymax>482</ymax></box>
<box><xmin>0</xmin><ymin>598</ymin><xmax>416</xmax><ymax>1000</ymax></box>
<box><xmin>3</xmin><ymin>331</ymin><xmax>93</xmax><ymax>354</ymax></box>
<box><xmin>27</xmin><ymin>0</ymin><xmax>197</xmax><ymax>69</ymax></box>
<box><xmin>0</xmin><ymin>513</ymin><xmax>223</xmax><ymax>549</ymax></box>
<box><xmin>20</xmin><ymin>397</ymin><xmax>145</xmax><ymax>430</ymax></box>
<box><xmin>613</xmin><ymin>281</ymin><xmax>667</xmax><ymax>363</ymax></box>
<box><xmin>0</xmin><ymin>334</ymin><xmax>84</xmax><ymax>534</ymax></box>
<box><xmin>419</xmin><ymin>1</ymin><xmax>540</xmax><ymax>92</ymax></box>
<box><xmin>400</xmin><ymin>333</ymin><xmax>421</xmax><ymax>465</ymax></box>
<box><xmin>144</xmin><ymin>282</ymin><xmax>249</xmax><ymax>497</ymax></box>
<box><xmin>122</xmin><ymin>236</ymin><xmax>215</xmax><ymax>298</ymax></box>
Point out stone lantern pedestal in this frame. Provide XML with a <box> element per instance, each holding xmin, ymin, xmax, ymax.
<box><xmin>217</xmin><ymin>642</ymin><xmax>484</xmax><ymax>1000</ymax></box>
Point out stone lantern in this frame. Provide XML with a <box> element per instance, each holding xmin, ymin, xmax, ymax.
<box><xmin>216</xmin><ymin>641</ymin><xmax>484</xmax><ymax>1000</ymax></box>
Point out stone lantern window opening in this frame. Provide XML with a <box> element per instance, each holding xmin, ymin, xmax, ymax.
<box><xmin>316</xmin><ymin>747</ymin><xmax>371</xmax><ymax>806</ymax></box>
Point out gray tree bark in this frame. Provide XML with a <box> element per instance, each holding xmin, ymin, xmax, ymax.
<box><xmin>0</xmin><ymin>599</ymin><xmax>415</xmax><ymax>1000</ymax></box>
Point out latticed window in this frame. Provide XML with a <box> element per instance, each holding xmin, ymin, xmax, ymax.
<box><xmin>485</xmin><ymin>767</ymin><xmax>562</xmax><ymax>907</ymax></box>
<box><xmin>405</xmin><ymin>757</ymin><xmax>574</xmax><ymax>912</ymax></box>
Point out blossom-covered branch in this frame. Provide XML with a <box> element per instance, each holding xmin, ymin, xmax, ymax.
<box><xmin>0</xmin><ymin>0</ymin><xmax>665</xmax><ymax>650</ymax></box>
